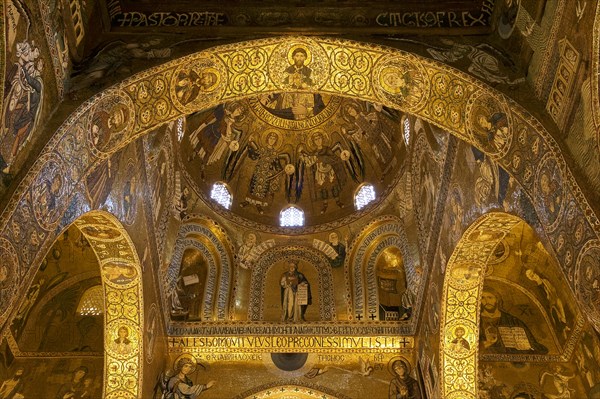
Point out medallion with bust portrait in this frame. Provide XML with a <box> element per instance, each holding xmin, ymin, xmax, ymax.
<box><xmin>268</xmin><ymin>40</ymin><xmax>329</xmax><ymax>92</ymax></box>
<box><xmin>466</xmin><ymin>92</ymin><xmax>512</xmax><ymax>158</ymax></box>
<box><xmin>171</xmin><ymin>57</ymin><xmax>225</xmax><ymax>112</ymax></box>
<box><xmin>79</xmin><ymin>224</ymin><xmax>123</xmax><ymax>241</ymax></box>
<box><xmin>102</xmin><ymin>260</ymin><xmax>138</xmax><ymax>285</ymax></box>
<box><xmin>32</xmin><ymin>156</ymin><xmax>69</xmax><ymax>231</ymax></box>
<box><xmin>575</xmin><ymin>241</ymin><xmax>600</xmax><ymax>322</ymax></box>
<box><xmin>88</xmin><ymin>94</ymin><xmax>135</xmax><ymax>156</ymax></box>
<box><xmin>533</xmin><ymin>154</ymin><xmax>565</xmax><ymax>233</ymax></box>
<box><xmin>108</xmin><ymin>320</ymin><xmax>138</xmax><ymax>359</ymax></box>
<box><xmin>0</xmin><ymin>238</ymin><xmax>19</xmax><ymax>319</ymax></box>
<box><xmin>373</xmin><ymin>55</ymin><xmax>429</xmax><ymax>113</ymax></box>
<box><xmin>443</xmin><ymin>320</ymin><xmax>476</xmax><ymax>358</ymax></box>
<box><xmin>448</xmin><ymin>262</ymin><xmax>484</xmax><ymax>290</ymax></box>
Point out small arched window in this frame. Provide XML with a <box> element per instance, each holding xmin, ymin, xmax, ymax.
<box><xmin>280</xmin><ymin>206</ymin><xmax>305</xmax><ymax>227</ymax></box>
<box><xmin>354</xmin><ymin>184</ymin><xmax>376</xmax><ymax>210</ymax></box>
<box><xmin>76</xmin><ymin>285</ymin><xmax>104</xmax><ymax>316</ymax></box>
<box><xmin>210</xmin><ymin>182</ymin><xmax>232</xmax><ymax>209</ymax></box>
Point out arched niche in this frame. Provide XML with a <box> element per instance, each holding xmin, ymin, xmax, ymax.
<box><xmin>439</xmin><ymin>212</ymin><xmax>584</xmax><ymax>398</ymax></box>
<box><xmin>347</xmin><ymin>216</ymin><xmax>420</xmax><ymax>328</ymax></box>
<box><xmin>375</xmin><ymin>246</ymin><xmax>407</xmax><ymax>321</ymax></box>
<box><xmin>249</xmin><ymin>245</ymin><xmax>335</xmax><ymax>322</ymax></box>
<box><xmin>164</xmin><ymin>216</ymin><xmax>234</xmax><ymax>322</ymax></box>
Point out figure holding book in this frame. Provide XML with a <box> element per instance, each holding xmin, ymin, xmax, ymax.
<box><xmin>479</xmin><ymin>286</ymin><xmax>548</xmax><ymax>354</ymax></box>
<box><xmin>280</xmin><ymin>261</ymin><xmax>311</xmax><ymax>322</ymax></box>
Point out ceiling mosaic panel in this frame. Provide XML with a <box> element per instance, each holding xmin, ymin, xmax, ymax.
<box><xmin>177</xmin><ymin>95</ymin><xmax>408</xmax><ymax>231</ymax></box>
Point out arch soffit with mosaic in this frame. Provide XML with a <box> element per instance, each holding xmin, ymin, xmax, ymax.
<box><xmin>1</xmin><ymin>35</ymin><xmax>600</xmax><ymax>329</ymax></box>
<box><xmin>237</xmin><ymin>383</ymin><xmax>346</xmax><ymax>399</ymax></box>
<box><xmin>440</xmin><ymin>212</ymin><xmax>522</xmax><ymax>399</ymax></box>
<box><xmin>74</xmin><ymin>211</ymin><xmax>145</xmax><ymax>399</ymax></box>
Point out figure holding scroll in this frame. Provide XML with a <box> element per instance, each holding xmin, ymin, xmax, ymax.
<box><xmin>280</xmin><ymin>261</ymin><xmax>312</xmax><ymax>322</ymax></box>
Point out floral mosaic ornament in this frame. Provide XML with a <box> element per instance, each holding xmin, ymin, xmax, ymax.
<box><xmin>75</xmin><ymin>212</ymin><xmax>144</xmax><ymax>399</ymax></box>
<box><xmin>440</xmin><ymin>212</ymin><xmax>521</xmax><ymax>399</ymax></box>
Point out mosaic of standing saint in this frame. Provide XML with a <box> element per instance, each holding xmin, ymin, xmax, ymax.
<box><xmin>177</xmin><ymin>96</ymin><xmax>409</xmax><ymax>231</ymax></box>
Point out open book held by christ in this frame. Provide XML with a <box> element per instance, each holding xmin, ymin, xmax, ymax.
<box><xmin>498</xmin><ymin>326</ymin><xmax>533</xmax><ymax>350</ymax></box>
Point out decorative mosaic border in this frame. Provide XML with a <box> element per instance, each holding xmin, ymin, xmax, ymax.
<box><xmin>533</xmin><ymin>0</ymin><xmax>567</xmax><ymax>98</ymax></box>
<box><xmin>168</xmin><ymin>321</ymin><xmax>413</xmax><ymax>337</ymax></box>
<box><xmin>75</xmin><ymin>212</ymin><xmax>144</xmax><ymax>399</ymax></box>
<box><xmin>5</xmin><ymin>331</ymin><xmax>103</xmax><ymax>358</ymax></box>
<box><xmin>593</xmin><ymin>2</ymin><xmax>600</xmax><ymax>138</ymax></box>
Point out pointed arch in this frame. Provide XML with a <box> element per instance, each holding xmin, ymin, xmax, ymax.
<box><xmin>164</xmin><ymin>217</ymin><xmax>234</xmax><ymax>321</ymax></box>
<box><xmin>347</xmin><ymin>216</ymin><xmax>420</xmax><ymax>328</ymax></box>
<box><xmin>439</xmin><ymin>212</ymin><xmax>521</xmax><ymax>398</ymax></box>
<box><xmin>1</xmin><ymin>35</ymin><xmax>599</xmax><ymax>336</ymax></box>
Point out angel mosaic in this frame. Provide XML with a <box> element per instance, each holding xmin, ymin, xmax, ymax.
<box><xmin>295</xmin><ymin>131</ymin><xmax>362</xmax><ymax>214</ymax></box>
<box><xmin>341</xmin><ymin>102</ymin><xmax>397</xmax><ymax>170</ymax></box>
<box><xmin>235</xmin><ymin>131</ymin><xmax>293</xmax><ymax>214</ymax></box>
<box><xmin>2</xmin><ymin>38</ymin><xmax>44</xmax><ymax>173</ymax></box>
<box><xmin>426</xmin><ymin>39</ymin><xmax>525</xmax><ymax>86</ymax></box>
<box><xmin>68</xmin><ymin>39</ymin><xmax>171</xmax><ymax>96</ymax></box>
<box><xmin>187</xmin><ymin>102</ymin><xmax>247</xmax><ymax>180</ymax></box>
<box><xmin>157</xmin><ymin>355</ymin><xmax>216</xmax><ymax>399</ymax></box>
